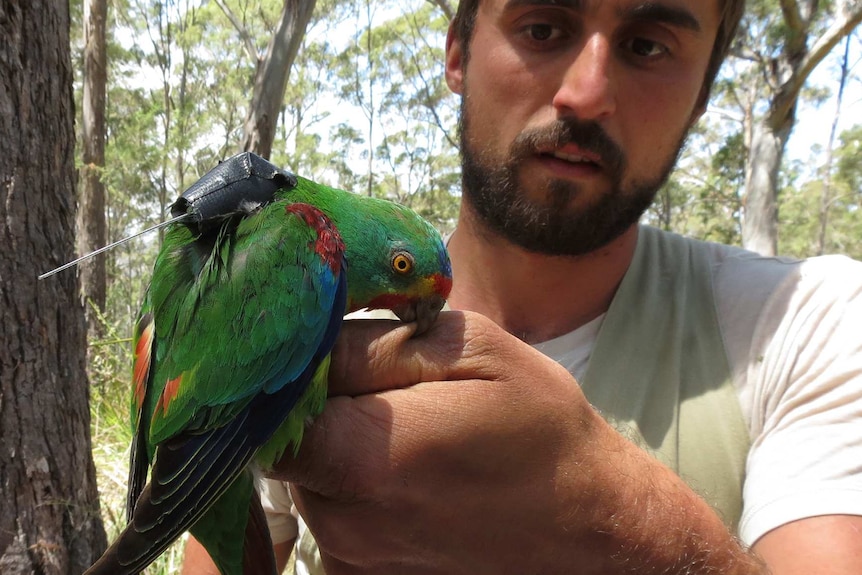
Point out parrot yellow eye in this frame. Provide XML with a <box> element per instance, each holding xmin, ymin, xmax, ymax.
<box><xmin>391</xmin><ymin>252</ymin><xmax>414</xmax><ymax>275</ymax></box>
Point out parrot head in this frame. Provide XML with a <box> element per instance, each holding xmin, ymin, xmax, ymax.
<box><xmin>291</xmin><ymin>177</ymin><xmax>453</xmax><ymax>334</ymax></box>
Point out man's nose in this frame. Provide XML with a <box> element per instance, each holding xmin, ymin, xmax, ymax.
<box><xmin>552</xmin><ymin>34</ymin><xmax>617</xmax><ymax>120</ymax></box>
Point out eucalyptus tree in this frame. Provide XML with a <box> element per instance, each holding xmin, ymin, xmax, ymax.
<box><xmin>78</xmin><ymin>0</ymin><xmax>109</xmax><ymax>321</ymax></box>
<box><xmin>779</xmin><ymin>123</ymin><xmax>862</xmax><ymax>258</ymax></box>
<box><xmin>1</xmin><ymin>0</ymin><xmax>108</xmax><ymax>571</ymax></box>
<box><xmin>836</xmin><ymin>124</ymin><xmax>862</xmax><ymax>193</ymax></box>
<box><xmin>212</xmin><ymin>0</ymin><xmax>317</xmax><ymax>158</ymax></box>
<box><xmin>725</xmin><ymin>0</ymin><xmax>862</xmax><ymax>255</ymax></box>
<box><xmin>273</xmin><ymin>0</ymin><xmax>361</xmax><ymax>181</ymax></box>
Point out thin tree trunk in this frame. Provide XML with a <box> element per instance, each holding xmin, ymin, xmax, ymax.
<box><xmin>817</xmin><ymin>35</ymin><xmax>852</xmax><ymax>255</ymax></box>
<box><xmin>0</xmin><ymin>1</ymin><xmax>108</xmax><ymax>573</ymax></box>
<box><xmin>175</xmin><ymin>2</ymin><xmax>196</xmax><ymax>202</ymax></box>
<box><xmin>239</xmin><ymin>0</ymin><xmax>316</xmax><ymax>159</ymax></box>
<box><xmin>77</xmin><ymin>0</ymin><xmax>109</xmax><ymax>330</ymax></box>
<box><xmin>155</xmin><ymin>1</ymin><xmax>172</xmax><ymax>245</ymax></box>
<box><xmin>365</xmin><ymin>0</ymin><xmax>374</xmax><ymax>197</ymax></box>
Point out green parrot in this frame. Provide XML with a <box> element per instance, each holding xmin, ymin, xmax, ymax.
<box><xmin>84</xmin><ymin>172</ymin><xmax>452</xmax><ymax>575</ymax></box>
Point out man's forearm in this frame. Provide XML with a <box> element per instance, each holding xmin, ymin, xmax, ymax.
<box><xmin>575</xmin><ymin>413</ymin><xmax>768</xmax><ymax>574</ymax></box>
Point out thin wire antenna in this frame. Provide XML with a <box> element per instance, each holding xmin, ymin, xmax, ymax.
<box><xmin>38</xmin><ymin>214</ymin><xmax>190</xmax><ymax>280</ymax></box>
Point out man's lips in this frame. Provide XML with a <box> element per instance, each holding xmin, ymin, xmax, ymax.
<box><xmin>533</xmin><ymin>146</ymin><xmax>604</xmax><ymax>176</ymax></box>
<box><xmin>549</xmin><ymin>150</ymin><xmax>599</xmax><ymax>166</ymax></box>
<box><xmin>552</xmin><ymin>144</ymin><xmax>602</xmax><ymax>164</ymax></box>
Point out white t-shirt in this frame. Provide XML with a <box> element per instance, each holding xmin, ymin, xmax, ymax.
<box><xmin>260</xmin><ymin>235</ymin><xmax>862</xmax><ymax>570</ymax></box>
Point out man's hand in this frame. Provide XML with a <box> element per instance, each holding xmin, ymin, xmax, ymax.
<box><xmin>268</xmin><ymin>311</ymin><xmax>766</xmax><ymax>574</ymax></box>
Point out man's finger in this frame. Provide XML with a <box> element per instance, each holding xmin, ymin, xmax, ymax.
<box><xmin>328</xmin><ymin>310</ymin><xmax>512</xmax><ymax>396</ymax></box>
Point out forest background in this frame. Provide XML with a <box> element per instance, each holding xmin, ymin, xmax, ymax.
<box><xmin>1</xmin><ymin>0</ymin><xmax>861</xmax><ymax>573</ymax></box>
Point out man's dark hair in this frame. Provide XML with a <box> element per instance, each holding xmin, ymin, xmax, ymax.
<box><xmin>450</xmin><ymin>0</ymin><xmax>744</xmax><ymax>106</ymax></box>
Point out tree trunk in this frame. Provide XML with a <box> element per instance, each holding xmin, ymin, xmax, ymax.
<box><xmin>742</xmin><ymin>118</ymin><xmax>792</xmax><ymax>256</ymax></box>
<box><xmin>77</xmin><ymin>0</ymin><xmax>108</xmax><ymax>328</ymax></box>
<box><xmin>817</xmin><ymin>35</ymin><xmax>852</xmax><ymax>256</ymax></box>
<box><xmin>239</xmin><ymin>0</ymin><xmax>316</xmax><ymax>159</ymax></box>
<box><xmin>0</xmin><ymin>0</ymin><xmax>108</xmax><ymax>573</ymax></box>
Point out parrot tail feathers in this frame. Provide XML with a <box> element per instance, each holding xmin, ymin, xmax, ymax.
<box><xmin>187</xmin><ymin>471</ymin><xmax>278</xmax><ymax>575</ymax></box>
<box><xmin>85</xmin><ymin>424</ymin><xmax>260</xmax><ymax>575</ymax></box>
<box><xmin>243</xmin><ymin>488</ymin><xmax>278</xmax><ymax>574</ymax></box>
<box><xmin>126</xmin><ymin>405</ymin><xmax>149</xmax><ymax>524</ymax></box>
<box><xmin>86</xmin><ymin>367</ymin><xmax>317</xmax><ymax>575</ymax></box>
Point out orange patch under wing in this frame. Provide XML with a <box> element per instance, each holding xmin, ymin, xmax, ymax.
<box><xmin>132</xmin><ymin>322</ymin><xmax>155</xmax><ymax>410</ymax></box>
<box><xmin>157</xmin><ymin>374</ymin><xmax>184</xmax><ymax>416</ymax></box>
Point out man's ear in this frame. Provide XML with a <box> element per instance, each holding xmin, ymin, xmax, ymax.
<box><xmin>445</xmin><ymin>23</ymin><xmax>464</xmax><ymax>95</ymax></box>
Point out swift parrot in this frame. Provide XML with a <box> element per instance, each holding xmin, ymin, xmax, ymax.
<box><xmin>84</xmin><ymin>154</ymin><xmax>453</xmax><ymax>575</ymax></box>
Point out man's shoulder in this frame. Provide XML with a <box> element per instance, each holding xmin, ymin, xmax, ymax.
<box><xmin>640</xmin><ymin>225</ymin><xmax>821</xmax><ymax>291</ymax></box>
<box><xmin>643</xmin><ymin>224</ymin><xmax>862</xmax><ymax>275</ymax></box>
<box><xmin>641</xmin><ymin>226</ymin><xmax>862</xmax><ymax>356</ymax></box>
<box><xmin>642</xmin><ymin>226</ymin><xmax>862</xmax><ymax>387</ymax></box>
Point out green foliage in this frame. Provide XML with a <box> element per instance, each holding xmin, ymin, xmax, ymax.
<box><xmin>837</xmin><ymin>124</ymin><xmax>862</xmax><ymax>193</ymax></box>
<box><xmin>779</xmin><ymin>124</ymin><xmax>862</xmax><ymax>258</ymax></box>
<box><xmin>647</xmin><ymin>122</ymin><xmax>744</xmax><ymax>246</ymax></box>
<box><xmin>325</xmin><ymin>0</ymin><xmax>459</xmax><ymax>226</ymax></box>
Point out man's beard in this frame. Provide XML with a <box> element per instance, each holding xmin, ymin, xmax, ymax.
<box><xmin>459</xmin><ymin>104</ymin><xmax>686</xmax><ymax>257</ymax></box>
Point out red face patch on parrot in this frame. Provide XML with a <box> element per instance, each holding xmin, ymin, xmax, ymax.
<box><xmin>433</xmin><ymin>273</ymin><xmax>453</xmax><ymax>299</ymax></box>
<box><xmin>285</xmin><ymin>203</ymin><xmax>346</xmax><ymax>273</ymax></box>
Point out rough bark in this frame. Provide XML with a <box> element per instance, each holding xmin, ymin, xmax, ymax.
<box><xmin>238</xmin><ymin>0</ymin><xmax>317</xmax><ymax>159</ymax></box>
<box><xmin>0</xmin><ymin>0</ymin><xmax>108</xmax><ymax>573</ymax></box>
<box><xmin>77</xmin><ymin>0</ymin><xmax>108</xmax><ymax>326</ymax></box>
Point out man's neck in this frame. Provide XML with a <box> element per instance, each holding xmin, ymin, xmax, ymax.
<box><xmin>446</xmin><ymin>210</ymin><xmax>639</xmax><ymax>344</ymax></box>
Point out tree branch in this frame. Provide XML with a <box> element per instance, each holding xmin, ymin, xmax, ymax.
<box><xmin>771</xmin><ymin>1</ymin><xmax>862</xmax><ymax>127</ymax></box>
<box><xmin>729</xmin><ymin>45</ymin><xmax>763</xmax><ymax>63</ymax></box>
<box><xmin>426</xmin><ymin>0</ymin><xmax>454</xmax><ymax>21</ymax></box>
<box><xmin>779</xmin><ymin>0</ymin><xmax>805</xmax><ymax>41</ymax></box>
<box><xmin>214</xmin><ymin>0</ymin><xmax>260</xmax><ymax>63</ymax></box>
<box><xmin>404</xmin><ymin>11</ymin><xmax>458</xmax><ymax>149</ymax></box>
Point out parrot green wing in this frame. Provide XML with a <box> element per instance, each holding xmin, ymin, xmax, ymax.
<box><xmin>91</xmin><ymin>200</ymin><xmax>348</xmax><ymax>575</ymax></box>
<box><xmin>133</xmin><ymin>200</ymin><xmax>345</xmax><ymax>440</ymax></box>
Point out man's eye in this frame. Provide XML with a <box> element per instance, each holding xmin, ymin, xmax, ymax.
<box><xmin>626</xmin><ymin>37</ymin><xmax>667</xmax><ymax>58</ymax></box>
<box><xmin>529</xmin><ymin>24</ymin><xmax>553</xmax><ymax>41</ymax></box>
<box><xmin>527</xmin><ymin>23</ymin><xmax>559</xmax><ymax>42</ymax></box>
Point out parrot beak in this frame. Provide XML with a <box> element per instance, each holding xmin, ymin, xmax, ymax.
<box><xmin>392</xmin><ymin>293</ymin><xmax>446</xmax><ymax>336</ymax></box>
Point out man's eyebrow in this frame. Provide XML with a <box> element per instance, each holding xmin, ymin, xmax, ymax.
<box><xmin>620</xmin><ymin>3</ymin><xmax>701</xmax><ymax>32</ymax></box>
<box><xmin>500</xmin><ymin>0</ymin><xmax>702</xmax><ymax>34</ymax></box>
<box><xmin>503</xmin><ymin>0</ymin><xmax>584</xmax><ymax>11</ymax></box>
